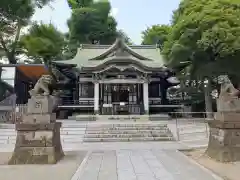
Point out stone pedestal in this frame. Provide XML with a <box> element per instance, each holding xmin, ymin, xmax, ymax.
<box><xmin>206</xmin><ymin>112</ymin><xmax>240</xmax><ymax>162</ymax></box>
<box><xmin>8</xmin><ymin>95</ymin><xmax>64</xmax><ymax>164</ymax></box>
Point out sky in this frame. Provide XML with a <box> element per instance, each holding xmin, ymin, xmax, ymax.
<box><xmin>32</xmin><ymin>0</ymin><xmax>181</xmax><ymax>45</ymax></box>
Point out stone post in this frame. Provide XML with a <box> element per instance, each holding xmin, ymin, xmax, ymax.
<box><xmin>8</xmin><ymin>95</ymin><xmax>64</xmax><ymax>164</ymax></box>
<box><xmin>143</xmin><ymin>82</ymin><xmax>149</xmax><ymax>114</ymax></box>
<box><xmin>94</xmin><ymin>82</ymin><xmax>99</xmax><ymax>115</ymax></box>
<box><xmin>206</xmin><ymin>98</ymin><xmax>240</xmax><ymax>162</ymax></box>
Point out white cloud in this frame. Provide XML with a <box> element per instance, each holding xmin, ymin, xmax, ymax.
<box><xmin>110</xmin><ymin>8</ymin><xmax>119</xmax><ymax>17</ymax></box>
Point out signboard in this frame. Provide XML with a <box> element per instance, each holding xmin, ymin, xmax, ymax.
<box><xmin>103</xmin><ymin>104</ymin><xmax>112</xmax><ymax>108</ymax></box>
<box><xmin>120</xmin><ymin>102</ymin><xmax>125</xmax><ymax>106</ymax></box>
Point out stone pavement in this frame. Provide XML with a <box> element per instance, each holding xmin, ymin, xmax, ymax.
<box><xmin>0</xmin><ymin>151</ymin><xmax>87</xmax><ymax>180</ymax></box>
<box><xmin>72</xmin><ymin>149</ymin><xmax>222</xmax><ymax>180</ymax></box>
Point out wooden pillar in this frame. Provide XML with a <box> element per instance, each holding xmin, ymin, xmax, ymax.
<box><xmin>143</xmin><ymin>82</ymin><xmax>149</xmax><ymax>114</ymax></box>
<box><xmin>94</xmin><ymin>82</ymin><xmax>99</xmax><ymax>114</ymax></box>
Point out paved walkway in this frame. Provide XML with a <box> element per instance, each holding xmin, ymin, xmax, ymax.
<box><xmin>72</xmin><ymin>149</ymin><xmax>221</xmax><ymax>180</ymax></box>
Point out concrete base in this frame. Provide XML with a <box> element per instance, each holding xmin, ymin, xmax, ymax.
<box><xmin>8</xmin><ymin>122</ymin><xmax>64</xmax><ymax>165</ymax></box>
<box><xmin>8</xmin><ymin>146</ymin><xmax>64</xmax><ymax>164</ymax></box>
<box><xmin>206</xmin><ymin>112</ymin><xmax>240</xmax><ymax>162</ymax></box>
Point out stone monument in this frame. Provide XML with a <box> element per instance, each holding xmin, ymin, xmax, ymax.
<box><xmin>8</xmin><ymin>75</ymin><xmax>64</xmax><ymax>164</ymax></box>
<box><xmin>206</xmin><ymin>75</ymin><xmax>240</xmax><ymax>162</ymax></box>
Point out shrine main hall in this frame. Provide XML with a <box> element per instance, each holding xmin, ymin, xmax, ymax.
<box><xmin>54</xmin><ymin>39</ymin><xmax>179</xmax><ymax>115</ymax></box>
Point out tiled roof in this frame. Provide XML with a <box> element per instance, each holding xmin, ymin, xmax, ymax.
<box><xmin>54</xmin><ymin>39</ymin><xmax>166</xmax><ymax>69</ymax></box>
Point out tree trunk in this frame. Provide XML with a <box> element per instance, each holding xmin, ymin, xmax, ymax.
<box><xmin>43</xmin><ymin>58</ymin><xmax>56</xmax><ymax>81</ymax></box>
<box><xmin>204</xmin><ymin>78</ymin><xmax>213</xmax><ymax>119</ymax></box>
<box><xmin>7</xmin><ymin>54</ymin><xmax>17</xmax><ymax>64</ymax></box>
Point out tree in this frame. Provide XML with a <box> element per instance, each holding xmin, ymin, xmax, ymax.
<box><xmin>117</xmin><ymin>30</ymin><xmax>133</xmax><ymax>45</ymax></box>
<box><xmin>0</xmin><ymin>0</ymin><xmax>54</xmax><ymax>64</ymax></box>
<box><xmin>67</xmin><ymin>0</ymin><xmax>118</xmax><ymax>47</ymax></box>
<box><xmin>20</xmin><ymin>23</ymin><xmax>65</xmax><ymax>65</ymax></box>
<box><xmin>141</xmin><ymin>25</ymin><xmax>171</xmax><ymax>48</ymax></box>
<box><xmin>162</xmin><ymin>0</ymin><xmax>240</xmax><ymax>117</ymax></box>
<box><xmin>67</xmin><ymin>0</ymin><xmax>93</xmax><ymax>9</ymax></box>
<box><xmin>164</xmin><ymin>0</ymin><xmax>240</xmax><ymax>78</ymax></box>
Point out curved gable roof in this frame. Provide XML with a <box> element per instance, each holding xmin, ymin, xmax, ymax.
<box><xmin>90</xmin><ymin>38</ymin><xmax>152</xmax><ymax>61</ymax></box>
<box><xmin>54</xmin><ymin>39</ymin><xmax>166</xmax><ymax>70</ymax></box>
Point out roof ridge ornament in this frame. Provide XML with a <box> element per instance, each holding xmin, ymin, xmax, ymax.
<box><xmin>89</xmin><ymin>38</ymin><xmax>153</xmax><ymax>61</ymax></box>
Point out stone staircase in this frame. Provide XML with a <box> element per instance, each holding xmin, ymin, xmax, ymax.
<box><xmin>60</xmin><ymin>121</ymin><xmax>86</xmax><ymax>145</ymax></box>
<box><xmin>0</xmin><ymin>121</ymin><xmax>175</xmax><ymax>151</ymax></box>
<box><xmin>68</xmin><ymin>114</ymin><xmax>170</xmax><ymax>121</ymax></box>
<box><xmin>83</xmin><ymin>123</ymin><xmax>175</xmax><ymax>142</ymax></box>
<box><xmin>67</xmin><ymin>114</ymin><xmax>96</xmax><ymax>121</ymax></box>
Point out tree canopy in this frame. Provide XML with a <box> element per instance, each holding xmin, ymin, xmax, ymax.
<box><xmin>67</xmin><ymin>0</ymin><xmax>94</xmax><ymax>9</ymax></box>
<box><xmin>163</xmin><ymin>0</ymin><xmax>240</xmax><ymax>81</ymax></box>
<box><xmin>67</xmin><ymin>0</ymin><xmax>118</xmax><ymax>47</ymax></box>
<box><xmin>0</xmin><ymin>0</ymin><xmax>54</xmax><ymax>64</ymax></box>
<box><xmin>141</xmin><ymin>25</ymin><xmax>171</xmax><ymax>48</ymax></box>
<box><xmin>161</xmin><ymin>0</ymin><xmax>240</xmax><ymax>115</ymax></box>
<box><xmin>20</xmin><ymin>22</ymin><xmax>65</xmax><ymax>64</ymax></box>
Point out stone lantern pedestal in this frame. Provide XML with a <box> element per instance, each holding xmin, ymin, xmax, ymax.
<box><xmin>8</xmin><ymin>95</ymin><xmax>64</xmax><ymax>164</ymax></box>
<box><xmin>206</xmin><ymin>99</ymin><xmax>240</xmax><ymax>162</ymax></box>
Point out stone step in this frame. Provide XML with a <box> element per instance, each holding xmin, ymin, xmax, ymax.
<box><xmin>60</xmin><ymin>135</ymin><xmax>85</xmax><ymax>139</ymax></box>
<box><xmin>60</xmin><ymin>139</ymin><xmax>83</xmax><ymax>143</ymax></box>
<box><xmin>83</xmin><ymin>137</ymin><xmax>174</xmax><ymax>142</ymax></box>
<box><xmin>178</xmin><ymin>129</ymin><xmax>208</xmax><ymax>135</ymax></box>
<box><xmin>0</xmin><ymin>124</ymin><xmax>15</xmax><ymax>129</ymax></box>
<box><xmin>61</xmin><ymin>124</ymin><xmax>88</xmax><ymax>128</ymax></box>
<box><xmin>85</xmin><ymin>129</ymin><xmax>170</xmax><ymax>134</ymax></box>
<box><xmin>85</xmin><ymin>127</ymin><xmax>168</xmax><ymax>131</ymax></box>
<box><xmin>60</xmin><ymin>128</ymin><xmax>86</xmax><ymax>132</ymax></box>
<box><xmin>178</xmin><ymin>125</ymin><xmax>206</xmax><ymax>130</ymax></box>
<box><xmin>0</xmin><ymin>135</ymin><xmax>16</xmax><ymax>140</ymax></box>
<box><xmin>97</xmin><ymin>115</ymin><xmax>149</xmax><ymax>120</ymax></box>
<box><xmin>68</xmin><ymin>115</ymin><xmax>96</xmax><ymax>121</ymax></box>
<box><xmin>60</xmin><ymin>131</ymin><xmax>86</xmax><ymax>135</ymax></box>
<box><xmin>87</xmin><ymin>123</ymin><xmax>167</xmax><ymax>127</ymax></box>
<box><xmin>61</xmin><ymin>127</ymin><xmax>86</xmax><ymax>130</ymax></box>
<box><xmin>180</xmin><ymin>133</ymin><xmax>208</xmax><ymax>141</ymax></box>
<box><xmin>0</xmin><ymin>131</ymin><xmax>17</xmax><ymax>136</ymax></box>
<box><xmin>0</xmin><ymin>137</ymin><xmax>85</xmax><ymax>144</ymax></box>
<box><xmin>0</xmin><ymin>128</ymin><xmax>16</xmax><ymax>131</ymax></box>
<box><xmin>0</xmin><ymin>130</ymin><xmax>86</xmax><ymax>136</ymax></box>
<box><xmin>0</xmin><ymin>139</ymin><xmax>16</xmax><ymax>144</ymax></box>
<box><xmin>149</xmin><ymin>114</ymin><xmax>170</xmax><ymax>121</ymax></box>
<box><xmin>84</xmin><ymin>133</ymin><xmax>171</xmax><ymax>138</ymax></box>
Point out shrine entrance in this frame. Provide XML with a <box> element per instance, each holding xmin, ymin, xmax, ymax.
<box><xmin>100</xmin><ymin>83</ymin><xmax>143</xmax><ymax>115</ymax></box>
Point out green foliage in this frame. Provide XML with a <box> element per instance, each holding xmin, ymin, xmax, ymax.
<box><xmin>68</xmin><ymin>8</ymin><xmax>103</xmax><ymax>44</ymax></box>
<box><xmin>163</xmin><ymin>0</ymin><xmax>240</xmax><ymax>80</ymax></box>
<box><xmin>162</xmin><ymin>0</ymin><xmax>240</xmax><ymax>115</ymax></box>
<box><xmin>0</xmin><ymin>0</ymin><xmax>54</xmax><ymax>64</ymax></box>
<box><xmin>20</xmin><ymin>23</ymin><xmax>65</xmax><ymax>64</ymax></box>
<box><xmin>141</xmin><ymin>25</ymin><xmax>171</xmax><ymax>48</ymax></box>
<box><xmin>67</xmin><ymin>0</ymin><xmax>118</xmax><ymax>51</ymax></box>
<box><xmin>67</xmin><ymin>0</ymin><xmax>93</xmax><ymax>9</ymax></box>
<box><xmin>34</xmin><ymin>0</ymin><xmax>54</xmax><ymax>8</ymax></box>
